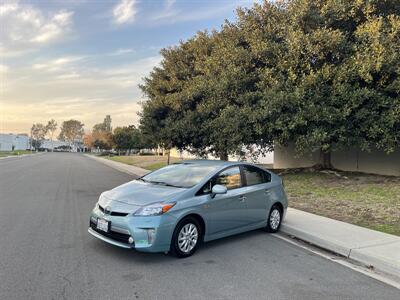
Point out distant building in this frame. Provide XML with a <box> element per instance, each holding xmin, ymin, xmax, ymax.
<box><xmin>41</xmin><ymin>140</ymin><xmax>69</xmax><ymax>151</ymax></box>
<box><xmin>0</xmin><ymin>134</ymin><xmax>29</xmax><ymax>151</ymax></box>
<box><xmin>41</xmin><ymin>139</ymin><xmax>86</xmax><ymax>152</ymax></box>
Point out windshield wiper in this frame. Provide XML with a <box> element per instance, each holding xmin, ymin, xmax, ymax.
<box><xmin>136</xmin><ymin>177</ymin><xmax>148</xmax><ymax>182</ymax></box>
<box><xmin>148</xmin><ymin>181</ymin><xmax>186</xmax><ymax>188</ymax></box>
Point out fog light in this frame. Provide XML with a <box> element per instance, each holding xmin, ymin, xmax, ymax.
<box><xmin>146</xmin><ymin>229</ymin><xmax>156</xmax><ymax>244</ymax></box>
<box><xmin>90</xmin><ymin>216</ymin><xmax>97</xmax><ymax>224</ymax></box>
<box><xmin>128</xmin><ymin>237</ymin><xmax>134</xmax><ymax>244</ymax></box>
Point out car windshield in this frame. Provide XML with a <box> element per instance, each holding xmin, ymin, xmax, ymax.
<box><xmin>139</xmin><ymin>163</ymin><xmax>218</xmax><ymax>188</ymax></box>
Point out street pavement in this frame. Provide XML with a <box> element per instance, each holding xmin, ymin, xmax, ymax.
<box><xmin>0</xmin><ymin>153</ymin><xmax>399</xmax><ymax>300</ymax></box>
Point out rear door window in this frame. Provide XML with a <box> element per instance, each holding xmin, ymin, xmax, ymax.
<box><xmin>242</xmin><ymin>166</ymin><xmax>271</xmax><ymax>186</ymax></box>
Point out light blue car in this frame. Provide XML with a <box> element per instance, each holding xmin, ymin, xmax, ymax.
<box><xmin>88</xmin><ymin>160</ymin><xmax>288</xmax><ymax>257</ymax></box>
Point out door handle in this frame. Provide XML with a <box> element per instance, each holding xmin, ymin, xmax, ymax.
<box><xmin>239</xmin><ymin>195</ymin><xmax>247</xmax><ymax>202</ymax></box>
<box><xmin>264</xmin><ymin>189</ymin><xmax>271</xmax><ymax>194</ymax></box>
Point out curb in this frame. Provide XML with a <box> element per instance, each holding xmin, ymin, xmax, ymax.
<box><xmin>281</xmin><ymin>209</ymin><xmax>400</xmax><ymax>280</ymax></box>
<box><xmin>0</xmin><ymin>152</ymin><xmax>43</xmax><ymax>160</ymax></box>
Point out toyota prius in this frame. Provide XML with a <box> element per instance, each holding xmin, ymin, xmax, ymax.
<box><xmin>88</xmin><ymin>160</ymin><xmax>288</xmax><ymax>257</ymax></box>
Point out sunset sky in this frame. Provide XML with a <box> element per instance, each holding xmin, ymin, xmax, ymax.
<box><xmin>0</xmin><ymin>0</ymin><xmax>257</xmax><ymax>134</ymax></box>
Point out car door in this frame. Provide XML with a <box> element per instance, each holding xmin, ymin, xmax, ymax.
<box><xmin>241</xmin><ymin>165</ymin><xmax>272</xmax><ymax>225</ymax></box>
<box><xmin>202</xmin><ymin>166</ymin><xmax>249</xmax><ymax>235</ymax></box>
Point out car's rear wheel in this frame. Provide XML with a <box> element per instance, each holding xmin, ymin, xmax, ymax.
<box><xmin>265</xmin><ymin>205</ymin><xmax>282</xmax><ymax>233</ymax></box>
<box><xmin>170</xmin><ymin>217</ymin><xmax>201</xmax><ymax>258</ymax></box>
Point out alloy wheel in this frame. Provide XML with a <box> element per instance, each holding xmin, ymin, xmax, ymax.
<box><xmin>269</xmin><ymin>208</ymin><xmax>281</xmax><ymax>230</ymax></box>
<box><xmin>177</xmin><ymin>223</ymin><xmax>198</xmax><ymax>253</ymax></box>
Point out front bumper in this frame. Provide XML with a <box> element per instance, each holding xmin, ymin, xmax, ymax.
<box><xmin>88</xmin><ymin>206</ymin><xmax>176</xmax><ymax>253</ymax></box>
<box><xmin>88</xmin><ymin>227</ymin><xmax>132</xmax><ymax>249</ymax></box>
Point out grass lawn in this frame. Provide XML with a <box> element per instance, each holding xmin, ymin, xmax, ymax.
<box><xmin>0</xmin><ymin>150</ymin><xmax>33</xmax><ymax>158</ymax></box>
<box><xmin>106</xmin><ymin>155</ymin><xmax>183</xmax><ymax>171</ymax></box>
<box><xmin>281</xmin><ymin>169</ymin><xmax>400</xmax><ymax>236</ymax></box>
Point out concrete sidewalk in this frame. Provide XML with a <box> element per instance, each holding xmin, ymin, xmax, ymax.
<box><xmin>84</xmin><ymin>154</ymin><xmax>400</xmax><ymax>280</ymax></box>
<box><xmin>281</xmin><ymin>208</ymin><xmax>400</xmax><ymax>279</ymax></box>
<box><xmin>84</xmin><ymin>154</ymin><xmax>150</xmax><ymax>177</ymax></box>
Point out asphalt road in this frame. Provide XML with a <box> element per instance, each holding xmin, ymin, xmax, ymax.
<box><xmin>0</xmin><ymin>153</ymin><xmax>399</xmax><ymax>300</ymax></box>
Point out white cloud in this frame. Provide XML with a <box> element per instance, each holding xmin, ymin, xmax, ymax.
<box><xmin>56</xmin><ymin>72</ymin><xmax>81</xmax><ymax>80</ymax></box>
<box><xmin>31</xmin><ymin>11</ymin><xmax>74</xmax><ymax>43</ymax></box>
<box><xmin>0</xmin><ymin>2</ymin><xmax>74</xmax><ymax>56</ymax></box>
<box><xmin>150</xmin><ymin>0</ymin><xmax>252</xmax><ymax>25</ymax></box>
<box><xmin>165</xmin><ymin>0</ymin><xmax>176</xmax><ymax>9</ymax></box>
<box><xmin>0</xmin><ymin>2</ymin><xmax>18</xmax><ymax>16</ymax></box>
<box><xmin>113</xmin><ymin>0</ymin><xmax>137</xmax><ymax>24</ymax></box>
<box><xmin>0</xmin><ymin>64</ymin><xmax>9</xmax><ymax>73</ymax></box>
<box><xmin>109</xmin><ymin>48</ymin><xmax>135</xmax><ymax>56</ymax></box>
<box><xmin>32</xmin><ymin>56</ymin><xmax>84</xmax><ymax>72</ymax></box>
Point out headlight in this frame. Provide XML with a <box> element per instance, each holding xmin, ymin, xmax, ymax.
<box><xmin>134</xmin><ymin>202</ymin><xmax>176</xmax><ymax>216</ymax></box>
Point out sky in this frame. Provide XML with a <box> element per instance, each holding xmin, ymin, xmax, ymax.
<box><xmin>0</xmin><ymin>0</ymin><xmax>259</xmax><ymax>134</ymax></box>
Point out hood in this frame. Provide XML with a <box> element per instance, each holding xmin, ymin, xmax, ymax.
<box><xmin>99</xmin><ymin>180</ymin><xmax>187</xmax><ymax>207</ymax></box>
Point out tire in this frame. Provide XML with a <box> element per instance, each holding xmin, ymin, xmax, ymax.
<box><xmin>170</xmin><ymin>217</ymin><xmax>202</xmax><ymax>258</ymax></box>
<box><xmin>264</xmin><ymin>204</ymin><xmax>282</xmax><ymax>233</ymax></box>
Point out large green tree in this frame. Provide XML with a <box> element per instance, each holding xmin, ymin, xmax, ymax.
<box><xmin>139</xmin><ymin>0</ymin><xmax>400</xmax><ymax>164</ymax></box>
<box><xmin>249</xmin><ymin>0</ymin><xmax>400</xmax><ymax>166</ymax></box>
<box><xmin>140</xmin><ymin>27</ymin><xmax>269</xmax><ymax>159</ymax></box>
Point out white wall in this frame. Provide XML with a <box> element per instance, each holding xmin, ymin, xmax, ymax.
<box><xmin>274</xmin><ymin>144</ymin><xmax>400</xmax><ymax>176</ymax></box>
<box><xmin>0</xmin><ymin>134</ymin><xmax>29</xmax><ymax>151</ymax></box>
<box><xmin>170</xmin><ymin>147</ymin><xmax>274</xmax><ymax>164</ymax></box>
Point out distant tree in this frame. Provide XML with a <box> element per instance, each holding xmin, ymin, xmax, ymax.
<box><xmin>45</xmin><ymin>119</ymin><xmax>58</xmax><ymax>152</ymax></box>
<box><xmin>93</xmin><ymin>115</ymin><xmax>113</xmax><ymax>133</ymax></box>
<box><xmin>92</xmin><ymin>115</ymin><xmax>113</xmax><ymax>150</ymax></box>
<box><xmin>58</xmin><ymin>120</ymin><xmax>84</xmax><ymax>146</ymax></box>
<box><xmin>83</xmin><ymin>133</ymin><xmax>94</xmax><ymax>151</ymax></box>
<box><xmin>92</xmin><ymin>131</ymin><xmax>113</xmax><ymax>150</ymax></box>
<box><xmin>113</xmin><ymin>125</ymin><xmax>144</xmax><ymax>154</ymax></box>
<box><xmin>31</xmin><ymin>123</ymin><xmax>47</xmax><ymax>149</ymax></box>
<box><xmin>103</xmin><ymin>115</ymin><xmax>112</xmax><ymax>132</ymax></box>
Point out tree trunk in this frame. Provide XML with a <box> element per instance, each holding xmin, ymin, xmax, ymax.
<box><xmin>219</xmin><ymin>151</ymin><xmax>228</xmax><ymax>161</ymax></box>
<box><xmin>167</xmin><ymin>150</ymin><xmax>170</xmax><ymax>165</ymax></box>
<box><xmin>321</xmin><ymin>151</ymin><xmax>332</xmax><ymax>169</ymax></box>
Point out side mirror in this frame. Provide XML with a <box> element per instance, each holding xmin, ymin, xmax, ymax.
<box><xmin>211</xmin><ymin>184</ymin><xmax>227</xmax><ymax>198</ymax></box>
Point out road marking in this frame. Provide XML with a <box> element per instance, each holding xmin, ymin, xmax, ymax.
<box><xmin>273</xmin><ymin>233</ymin><xmax>400</xmax><ymax>290</ymax></box>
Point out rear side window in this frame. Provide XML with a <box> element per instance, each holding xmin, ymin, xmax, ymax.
<box><xmin>243</xmin><ymin>166</ymin><xmax>271</xmax><ymax>186</ymax></box>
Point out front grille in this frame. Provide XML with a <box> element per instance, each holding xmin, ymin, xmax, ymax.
<box><xmin>98</xmin><ymin>204</ymin><xmax>129</xmax><ymax>217</ymax></box>
<box><xmin>90</xmin><ymin>220</ymin><xmax>132</xmax><ymax>244</ymax></box>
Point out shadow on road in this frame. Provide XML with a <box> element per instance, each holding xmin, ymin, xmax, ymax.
<box><xmin>86</xmin><ymin>229</ymin><xmax>273</xmax><ymax>263</ymax></box>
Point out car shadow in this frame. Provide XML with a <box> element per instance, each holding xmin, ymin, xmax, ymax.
<box><xmin>87</xmin><ymin>228</ymin><xmax>275</xmax><ymax>264</ymax></box>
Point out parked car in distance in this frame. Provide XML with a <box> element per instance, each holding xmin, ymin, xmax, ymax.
<box><xmin>88</xmin><ymin>160</ymin><xmax>288</xmax><ymax>257</ymax></box>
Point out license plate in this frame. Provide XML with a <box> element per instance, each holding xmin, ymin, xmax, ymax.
<box><xmin>97</xmin><ymin>218</ymin><xmax>110</xmax><ymax>232</ymax></box>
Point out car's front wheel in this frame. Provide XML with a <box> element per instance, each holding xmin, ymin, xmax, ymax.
<box><xmin>170</xmin><ymin>217</ymin><xmax>201</xmax><ymax>258</ymax></box>
<box><xmin>265</xmin><ymin>205</ymin><xmax>282</xmax><ymax>233</ymax></box>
